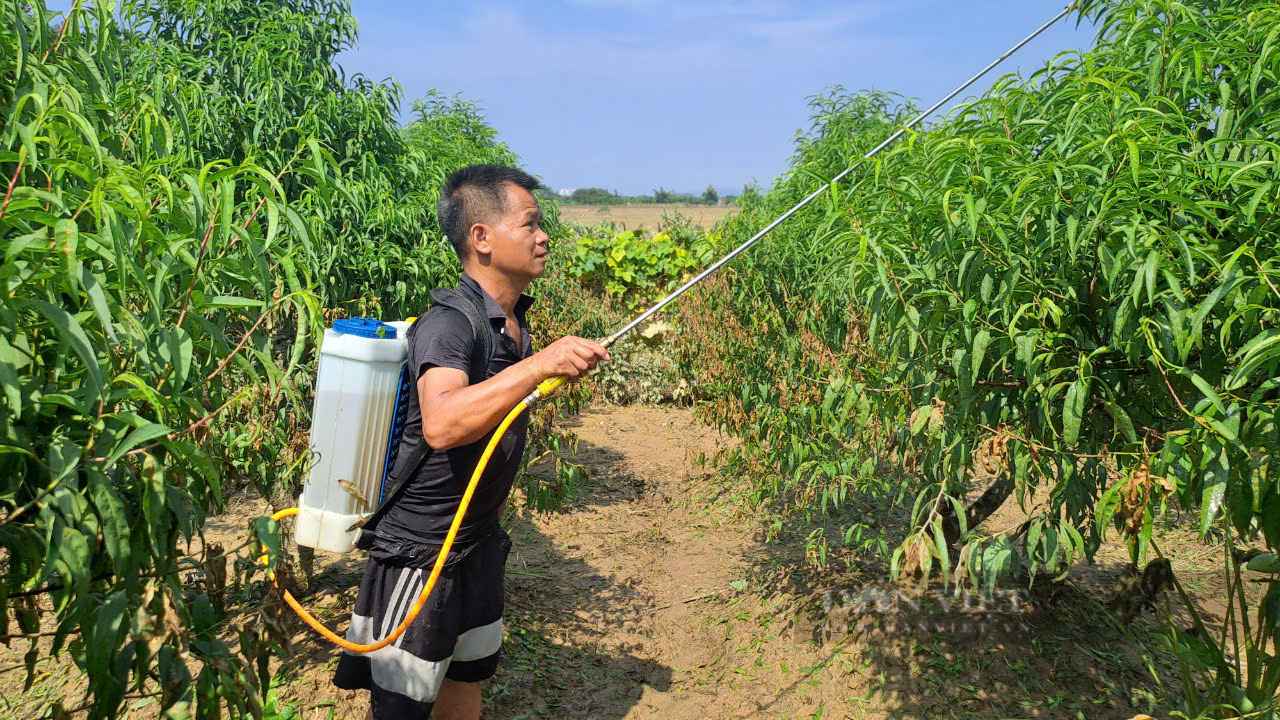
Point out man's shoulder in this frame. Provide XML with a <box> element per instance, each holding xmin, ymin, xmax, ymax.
<box><xmin>410</xmin><ymin>304</ymin><xmax>474</xmax><ymax>345</ymax></box>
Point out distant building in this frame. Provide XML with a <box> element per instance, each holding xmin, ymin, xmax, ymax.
<box><xmin>558</xmin><ymin>188</ymin><xmax>575</xmax><ymax>197</ymax></box>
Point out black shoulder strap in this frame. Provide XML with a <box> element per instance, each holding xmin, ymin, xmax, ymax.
<box><xmin>357</xmin><ymin>286</ymin><xmax>494</xmax><ymax>535</ymax></box>
<box><xmin>427</xmin><ymin>287</ymin><xmax>494</xmax><ymax>388</ymax></box>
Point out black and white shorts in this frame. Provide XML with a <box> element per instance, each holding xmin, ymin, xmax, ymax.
<box><xmin>333</xmin><ymin>528</ymin><xmax>511</xmax><ymax>717</ymax></box>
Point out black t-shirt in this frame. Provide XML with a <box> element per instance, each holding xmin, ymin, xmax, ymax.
<box><xmin>377</xmin><ymin>274</ymin><xmax>534</xmax><ymax>547</ymax></box>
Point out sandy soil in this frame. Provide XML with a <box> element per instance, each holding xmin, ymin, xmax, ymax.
<box><xmin>558</xmin><ymin>204</ymin><xmax>737</xmax><ymax>230</ymax></box>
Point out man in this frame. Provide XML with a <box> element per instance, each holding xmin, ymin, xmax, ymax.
<box><xmin>333</xmin><ymin>164</ymin><xmax>610</xmax><ymax>718</ymax></box>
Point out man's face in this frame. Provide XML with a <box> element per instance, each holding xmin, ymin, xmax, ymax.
<box><xmin>474</xmin><ymin>183</ymin><xmax>548</xmax><ymax>281</ymax></box>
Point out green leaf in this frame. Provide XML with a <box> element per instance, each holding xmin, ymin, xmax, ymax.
<box><xmin>1015</xmin><ymin>333</ymin><xmax>1034</xmax><ymax>372</ymax></box>
<box><xmin>1245</xmin><ymin>181</ymin><xmax>1272</xmax><ymax>222</ymax></box>
<box><xmin>87</xmin><ymin>591</ymin><xmax>128</xmax><ymax>685</ymax></box>
<box><xmin>1246</xmin><ymin>553</ymin><xmax>1280</xmax><ymax>575</ymax></box>
<box><xmin>12</xmin><ymin>2</ymin><xmax>28</xmax><ymax>85</ymax></box>
<box><xmin>982</xmin><ymin>541</ymin><xmax>1012</xmax><ymax>597</ymax></box>
<box><xmin>47</xmin><ymin>433</ymin><xmax>83</xmax><ymax>484</ymax></box>
<box><xmin>160</xmin><ymin>328</ymin><xmax>193</xmax><ymax>392</ymax></box>
<box><xmin>1062</xmin><ymin>380</ymin><xmax>1086</xmax><ymax>445</ymax></box>
<box><xmin>284</xmin><ymin>205</ymin><xmax>314</xmax><ymax>255</ymax></box>
<box><xmin>1143</xmin><ymin>250</ymin><xmax>1158</xmax><ymax>306</ymax></box>
<box><xmin>0</xmin><ymin>335</ymin><xmax>26</xmax><ymax>415</ymax></box>
<box><xmin>206</xmin><ymin>296</ymin><xmax>264</xmax><ymax>308</ymax></box>
<box><xmin>50</xmin><ymin>107</ymin><xmax>104</xmax><ymax>167</ymax></box>
<box><xmin>56</xmin><ymin>527</ymin><xmax>92</xmax><ymax>597</ymax></box>
<box><xmin>55</xmin><ymin>219</ymin><xmax>81</xmax><ymax>294</ymax></box>
<box><xmin>19</xmin><ymin>299</ymin><xmax>104</xmax><ymax>401</ymax></box>
<box><xmin>1187</xmin><ymin>372</ymin><xmax>1226</xmax><ymax>417</ymax></box>
<box><xmin>170</xmin><ymin>440</ymin><xmax>221</xmax><ymax>503</ymax></box>
<box><xmin>971</xmin><ymin>330</ymin><xmax>991</xmax><ymax>379</ymax></box>
<box><xmin>252</xmin><ymin>517</ymin><xmax>281</xmax><ymax>573</ymax></box>
<box><xmin>220</xmin><ymin>178</ymin><xmax>235</xmax><ymax>245</ymax></box>
<box><xmin>1226</xmin><ymin>329</ymin><xmax>1280</xmax><ymax>391</ymax></box>
<box><xmin>1103</xmin><ymin>400</ymin><xmax>1138</xmax><ymax>444</ymax></box>
<box><xmin>1126</xmin><ymin>138</ymin><xmax>1140</xmax><ymax>186</ymax></box>
<box><xmin>905</xmin><ymin>305</ymin><xmax>921</xmax><ymax>331</ymax></box>
<box><xmin>265</xmin><ymin>198</ymin><xmax>281</xmax><ymax>249</ymax></box>
<box><xmin>1263</xmin><ymin>583</ymin><xmax>1280</xmax><ymax>649</ymax></box>
<box><xmin>104</xmin><ymin>423</ymin><xmax>171</xmax><ymax>468</ymax></box>
<box><xmin>1095</xmin><ymin>482</ymin><xmax>1125</xmax><ymax>540</ymax></box>
<box><xmin>88</xmin><ymin>475</ymin><xmax>133</xmax><ymax>577</ymax></box>
<box><xmin>931</xmin><ymin>516</ymin><xmax>950</xmax><ymax>586</ymax></box>
<box><xmin>910</xmin><ymin>406</ymin><xmax>931</xmax><ymax>436</ymax></box>
<box><xmin>80</xmin><ymin>266</ymin><xmax>117</xmax><ymax>343</ymax></box>
<box><xmin>1189</xmin><ymin>277</ymin><xmax>1237</xmax><ymax>347</ymax></box>
<box><xmin>1200</xmin><ymin>446</ymin><xmax>1228</xmax><ymax>537</ymax></box>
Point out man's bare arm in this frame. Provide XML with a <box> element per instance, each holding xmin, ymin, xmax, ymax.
<box><xmin>419</xmin><ymin>336</ymin><xmax>609</xmax><ymax>450</ymax></box>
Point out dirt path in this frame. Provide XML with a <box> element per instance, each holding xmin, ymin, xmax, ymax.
<box><xmin>494</xmin><ymin>405</ymin><xmax>767</xmax><ymax>718</ymax></box>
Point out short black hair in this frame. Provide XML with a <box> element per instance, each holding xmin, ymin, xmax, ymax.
<box><xmin>437</xmin><ymin>164</ymin><xmax>541</xmax><ymax>259</ymax></box>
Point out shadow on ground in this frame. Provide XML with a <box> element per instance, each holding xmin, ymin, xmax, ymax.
<box><xmin>486</xmin><ymin>508</ymin><xmax>672</xmax><ymax>718</ymax></box>
<box><xmin>723</xmin><ymin>492</ymin><xmax>1198</xmax><ymax>719</ymax></box>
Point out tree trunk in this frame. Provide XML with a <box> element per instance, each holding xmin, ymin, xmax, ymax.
<box><xmin>940</xmin><ymin>473</ymin><xmax>1015</xmax><ymax>549</ymax></box>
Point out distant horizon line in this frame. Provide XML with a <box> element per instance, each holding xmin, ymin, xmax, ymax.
<box><xmin>539</xmin><ymin>183</ymin><xmax>774</xmax><ymax>196</ymax></box>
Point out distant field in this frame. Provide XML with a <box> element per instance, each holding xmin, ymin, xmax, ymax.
<box><xmin>557</xmin><ymin>203</ymin><xmax>738</xmax><ymax>230</ymax></box>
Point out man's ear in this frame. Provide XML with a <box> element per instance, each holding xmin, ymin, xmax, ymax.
<box><xmin>468</xmin><ymin>222</ymin><xmax>491</xmax><ymax>259</ymax></box>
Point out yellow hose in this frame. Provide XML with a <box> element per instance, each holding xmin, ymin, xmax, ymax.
<box><xmin>261</xmin><ymin>392</ymin><xmax>539</xmax><ymax>653</ymax></box>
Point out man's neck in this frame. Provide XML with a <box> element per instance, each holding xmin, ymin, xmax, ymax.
<box><xmin>464</xmin><ymin>265</ymin><xmax>526</xmax><ymax>315</ymax></box>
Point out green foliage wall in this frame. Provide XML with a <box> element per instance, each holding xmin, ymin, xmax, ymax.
<box><xmin>0</xmin><ymin>1</ymin><xmax>580</xmax><ymax>717</ymax></box>
<box><xmin>678</xmin><ymin>1</ymin><xmax>1279</xmax><ymax>710</ymax></box>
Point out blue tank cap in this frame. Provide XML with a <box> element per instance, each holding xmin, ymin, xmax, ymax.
<box><xmin>332</xmin><ymin>317</ymin><xmax>397</xmax><ymax>339</ymax></box>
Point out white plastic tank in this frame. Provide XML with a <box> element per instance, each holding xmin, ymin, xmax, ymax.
<box><xmin>296</xmin><ymin>318</ymin><xmax>412</xmax><ymax>553</ymax></box>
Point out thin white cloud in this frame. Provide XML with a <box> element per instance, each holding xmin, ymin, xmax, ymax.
<box><xmin>736</xmin><ymin>3</ymin><xmax>902</xmax><ymax>53</ymax></box>
<box><xmin>448</xmin><ymin>1</ymin><xmax>911</xmax><ymax>79</ymax></box>
<box><xmin>565</xmin><ymin>0</ymin><xmax>786</xmax><ymax>16</ymax></box>
<box><xmin>454</xmin><ymin>5</ymin><xmax>749</xmax><ymax>77</ymax></box>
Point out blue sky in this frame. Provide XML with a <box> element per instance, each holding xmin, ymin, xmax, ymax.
<box><xmin>337</xmin><ymin>2</ymin><xmax>1098</xmax><ymax>196</ymax></box>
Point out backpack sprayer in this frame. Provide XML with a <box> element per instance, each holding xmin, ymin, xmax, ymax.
<box><xmin>262</xmin><ymin>3</ymin><xmax>1080</xmax><ymax>653</ymax></box>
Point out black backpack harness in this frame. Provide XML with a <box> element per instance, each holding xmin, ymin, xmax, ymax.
<box><xmin>356</xmin><ymin>285</ymin><xmax>494</xmax><ymax>540</ymax></box>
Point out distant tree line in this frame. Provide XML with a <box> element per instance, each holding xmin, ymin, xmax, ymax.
<box><xmin>560</xmin><ymin>184</ymin><xmax>739</xmax><ymax>206</ymax></box>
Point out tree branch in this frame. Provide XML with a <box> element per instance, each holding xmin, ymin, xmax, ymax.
<box><xmin>173</xmin><ymin>204</ymin><xmax>220</xmax><ymax>329</ymax></box>
<box><xmin>0</xmin><ymin>158</ymin><xmax>25</xmax><ymax>224</ymax></box>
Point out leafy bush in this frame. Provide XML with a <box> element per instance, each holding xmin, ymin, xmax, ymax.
<box><xmin>566</xmin><ymin>221</ymin><xmax>715</xmax><ymax>304</ymax></box>
<box><xmin>569</xmin><ymin>228</ymin><xmax>693</xmax><ymax>298</ymax></box>
<box><xmin>587</xmin><ymin>323</ymin><xmax>690</xmax><ymax>406</ymax></box>
<box><xmin>677</xmin><ymin>1</ymin><xmax>1279</xmax><ymax>714</ymax></box>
